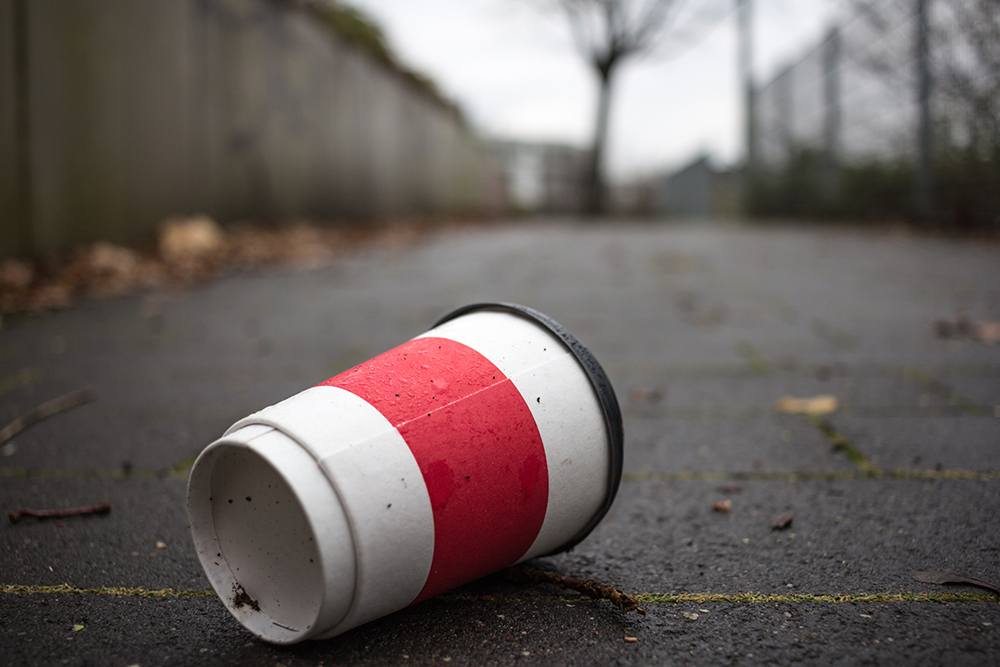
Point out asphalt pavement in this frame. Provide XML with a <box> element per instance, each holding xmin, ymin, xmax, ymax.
<box><xmin>2</xmin><ymin>218</ymin><xmax>999</xmax><ymax>666</ymax></box>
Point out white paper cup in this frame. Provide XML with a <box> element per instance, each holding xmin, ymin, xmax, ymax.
<box><xmin>186</xmin><ymin>303</ymin><xmax>623</xmax><ymax>644</ymax></box>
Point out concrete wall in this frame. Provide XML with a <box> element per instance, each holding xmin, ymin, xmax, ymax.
<box><xmin>0</xmin><ymin>0</ymin><xmax>492</xmax><ymax>258</ymax></box>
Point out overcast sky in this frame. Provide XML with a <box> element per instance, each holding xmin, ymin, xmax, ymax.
<box><xmin>347</xmin><ymin>0</ymin><xmax>841</xmax><ymax>180</ymax></box>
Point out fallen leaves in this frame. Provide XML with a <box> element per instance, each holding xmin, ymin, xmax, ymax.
<box><xmin>0</xmin><ymin>216</ymin><xmax>445</xmax><ymax>316</ymax></box>
<box><xmin>933</xmin><ymin>313</ymin><xmax>1000</xmax><ymax>345</ymax></box>
<box><xmin>775</xmin><ymin>395</ymin><xmax>839</xmax><ymax>415</ymax></box>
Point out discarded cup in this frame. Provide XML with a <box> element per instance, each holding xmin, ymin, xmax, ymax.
<box><xmin>186</xmin><ymin>303</ymin><xmax>623</xmax><ymax>644</ymax></box>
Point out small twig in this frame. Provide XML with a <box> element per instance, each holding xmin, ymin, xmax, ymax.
<box><xmin>0</xmin><ymin>387</ymin><xmax>97</xmax><ymax>445</ymax></box>
<box><xmin>506</xmin><ymin>565</ymin><xmax>645</xmax><ymax>615</ymax></box>
<box><xmin>8</xmin><ymin>500</ymin><xmax>111</xmax><ymax>524</ymax></box>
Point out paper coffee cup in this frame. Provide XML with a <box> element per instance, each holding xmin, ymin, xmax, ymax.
<box><xmin>186</xmin><ymin>303</ymin><xmax>623</xmax><ymax>644</ymax></box>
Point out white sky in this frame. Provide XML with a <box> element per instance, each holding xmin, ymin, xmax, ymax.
<box><xmin>347</xmin><ymin>0</ymin><xmax>842</xmax><ymax>180</ymax></box>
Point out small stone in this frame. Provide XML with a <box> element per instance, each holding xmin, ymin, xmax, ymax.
<box><xmin>624</xmin><ymin>636</ymin><xmax>638</xmax><ymax>642</ymax></box>
<box><xmin>683</xmin><ymin>612</ymin><xmax>699</xmax><ymax>620</ymax></box>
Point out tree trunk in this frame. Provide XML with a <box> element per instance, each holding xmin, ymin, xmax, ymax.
<box><xmin>586</xmin><ymin>67</ymin><xmax>614</xmax><ymax>216</ymax></box>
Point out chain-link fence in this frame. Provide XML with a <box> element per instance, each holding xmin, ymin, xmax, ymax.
<box><xmin>747</xmin><ymin>0</ymin><xmax>999</xmax><ymax>230</ymax></box>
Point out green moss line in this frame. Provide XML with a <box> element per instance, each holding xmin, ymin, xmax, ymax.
<box><xmin>812</xmin><ymin>319</ymin><xmax>861</xmax><ymax>351</ymax></box>
<box><xmin>0</xmin><ymin>367</ymin><xmax>43</xmax><ymax>395</ymax></box>
<box><xmin>608</xmin><ymin>361</ymin><xmax>1000</xmax><ymax>380</ymax></box>
<box><xmin>635</xmin><ymin>591</ymin><xmax>998</xmax><ymax>604</ymax></box>
<box><xmin>0</xmin><ymin>584</ymin><xmax>214</xmax><ymax>598</ymax></box>
<box><xmin>621</xmin><ymin>469</ymin><xmax>1000</xmax><ymax>482</ymax></box>
<box><xmin>0</xmin><ymin>452</ymin><xmax>199</xmax><ymax>480</ymax></box>
<box><xmin>0</xmin><ymin>467</ymin><xmax>189</xmax><ymax>480</ymax></box>
<box><xmin>904</xmin><ymin>368</ymin><xmax>985</xmax><ymax>415</ymax></box>
<box><xmin>626</xmin><ymin>404</ymin><xmax>970</xmax><ymax>420</ymax></box>
<box><xmin>734</xmin><ymin>341</ymin><xmax>772</xmax><ymax>375</ymax></box>
<box><xmin>3</xmin><ymin>585</ymin><xmax>994</xmax><ymax>605</ymax></box>
<box><xmin>805</xmin><ymin>413</ymin><xmax>882</xmax><ymax>476</ymax></box>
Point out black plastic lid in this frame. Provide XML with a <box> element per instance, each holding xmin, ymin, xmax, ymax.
<box><xmin>433</xmin><ymin>303</ymin><xmax>624</xmax><ymax>555</ymax></box>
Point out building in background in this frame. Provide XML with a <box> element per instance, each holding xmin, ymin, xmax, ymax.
<box><xmin>487</xmin><ymin>140</ymin><xmax>590</xmax><ymax>215</ymax></box>
<box><xmin>653</xmin><ymin>155</ymin><xmax>739</xmax><ymax>219</ymax></box>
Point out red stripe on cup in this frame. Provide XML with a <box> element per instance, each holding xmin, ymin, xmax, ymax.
<box><xmin>320</xmin><ymin>337</ymin><xmax>548</xmax><ymax>601</ymax></box>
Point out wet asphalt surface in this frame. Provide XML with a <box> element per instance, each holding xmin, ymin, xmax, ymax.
<box><xmin>1</xmin><ymin>219</ymin><xmax>998</xmax><ymax>666</ymax></box>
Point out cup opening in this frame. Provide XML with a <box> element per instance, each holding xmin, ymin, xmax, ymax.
<box><xmin>188</xmin><ymin>428</ymin><xmax>354</xmax><ymax>643</ymax></box>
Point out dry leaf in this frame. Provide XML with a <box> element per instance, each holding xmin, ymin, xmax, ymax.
<box><xmin>771</xmin><ymin>513</ymin><xmax>794</xmax><ymax>530</ymax></box>
<box><xmin>159</xmin><ymin>215</ymin><xmax>224</xmax><ymax>263</ymax></box>
<box><xmin>775</xmin><ymin>394</ymin><xmax>839</xmax><ymax>415</ymax></box>
<box><xmin>629</xmin><ymin>386</ymin><xmax>664</xmax><ymax>404</ymax></box>
<box><xmin>712</xmin><ymin>500</ymin><xmax>732</xmax><ymax>513</ymax></box>
<box><xmin>975</xmin><ymin>321</ymin><xmax>1000</xmax><ymax>345</ymax></box>
<box><xmin>0</xmin><ymin>259</ymin><xmax>34</xmax><ymax>291</ymax></box>
<box><xmin>910</xmin><ymin>570</ymin><xmax>1000</xmax><ymax>597</ymax></box>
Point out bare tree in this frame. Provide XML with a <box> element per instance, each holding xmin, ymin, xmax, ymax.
<box><xmin>845</xmin><ymin>0</ymin><xmax>999</xmax><ymax>153</ymax></box>
<box><xmin>933</xmin><ymin>0</ymin><xmax>1000</xmax><ymax>154</ymax></box>
<box><xmin>548</xmin><ymin>0</ymin><xmax>727</xmax><ymax>214</ymax></box>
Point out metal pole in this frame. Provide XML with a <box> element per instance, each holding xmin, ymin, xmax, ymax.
<box><xmin>823</xmin><ymin>26</ymin><xmax>842</xmax><ymax>206</ymax></box>
<box><xmin>915</xmin><ymin>0</ymin><xmax>933</xmax><ymax>222</ymax></box>
<box><xmin>738</xmin><ymin>0</ymin><xmax>755</xmax><ymax>213</ymax></box>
